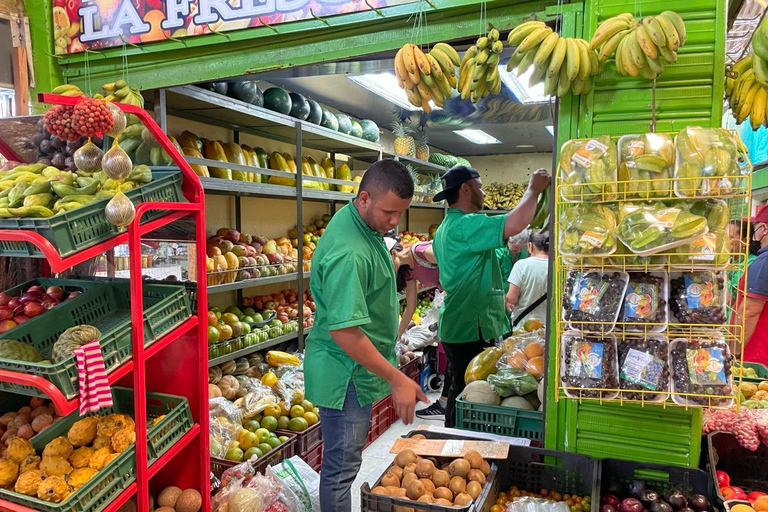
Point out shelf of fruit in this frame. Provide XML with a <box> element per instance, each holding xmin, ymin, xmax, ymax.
<box><xmin>553</xmin><ymin>129</ymin><xmax>752</xmax><ymax>409</ymax></box>
<box><xmin>0</xmin><ymin>89</ymin><xmax>210</xmax><ymax>512</ymax></box>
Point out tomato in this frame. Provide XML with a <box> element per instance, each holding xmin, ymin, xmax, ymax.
<box><xmin>716</xmin><ymin>470</ymin><xmax>730</xmax><ymax>488</ymax></box>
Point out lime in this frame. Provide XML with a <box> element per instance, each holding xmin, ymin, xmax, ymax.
<box><xmin>261</xmin><ymin>415</ymin><xmax>278</xmax><ymax>432</ymax></box>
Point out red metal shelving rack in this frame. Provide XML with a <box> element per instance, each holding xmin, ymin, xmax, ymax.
<box><xmin>0</xmin><ymin>94</ymin><xmax>210</xmax><ymax>512</ymax></box>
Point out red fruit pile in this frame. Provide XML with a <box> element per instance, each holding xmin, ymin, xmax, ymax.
<box><xmin>0</xmin><ymin>284</ymin><xmax>77</xmax><ymax>335</ymax></box>
<box><xmin>703</xmin><ymin>409</ymin><xmax>761</xmax><ymax>451</ymax></box>
<box><xmin>71</xmin><ymin>97</ymin><xmax>114</xmax><ymax>138</ymax></box>
<box><xmin>43</xmin><ymin>104</ymin><xmax>79</xmax><ymax>141</ymax></box>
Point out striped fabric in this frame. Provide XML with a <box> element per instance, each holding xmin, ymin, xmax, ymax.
<box><xmin>74</xmin><ymin>340</ymin><xmax>113</xmax><ymax>415</ymax></box>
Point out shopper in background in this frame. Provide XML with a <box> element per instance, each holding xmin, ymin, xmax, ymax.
<box><xmin>732</xmin><ymin>206</ymin><xmax>768</xmax><ymax>366</ymax></box>
<box><xmin>432</xmin><ymin>165</ymin><xmax>550</xmax><ymax>427</ymax></box>
<box><xmin>496</xmin><ymin>229</ymin><xmax>531</xmax><ymax>282</ymax></box>
<box><xmin>505</xmin><ymin>230</ymin><xmax>550</xmax><ymax>328</ymax></box>
<box><xmin>728</xmin><ymin>220</ymin><xmax>760</xmax><ymax>309</ymax></box>
<box><xmin>304</xmin><ymin>160</ymin><xmax>428</xmax><ymax>512</ymax></box>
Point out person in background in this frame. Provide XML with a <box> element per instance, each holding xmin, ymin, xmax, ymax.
<box><xmin>386</xmin><ymin>236</ymin><xmax>448</xmax><ymax>420</ymax></box>
<box><xmin>728</xmin><ymin>220</ymin><xmax>760</xmax><ymax>309</ymax></box>
<box><xmin>432</xmin><ymin>165</ymin><xmax>550</xmax><ymax>427</ymax></box>
<box><xmin>505</xmin><ymin>230</ymin><xmax>550</xmax><ymax>329</ymax></box>
<box><xmin>497</xmin><ymin>229</ymin><xmax>531</xmax><ymax>282</ymax></box>
<box><xmin>732</xmin><ymin>206</ymin><xmax>768</xmax><ymax>366</ymax></box>
<box><xmin>304</xmin><ymin>160</ymin><xmax>428</xmax><ymax>512</ymax></box>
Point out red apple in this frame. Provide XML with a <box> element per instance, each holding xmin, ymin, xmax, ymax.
<box><xmin>0</xmin><ymin>320</ymin><xmax>17</xmax><ymax>333</ymax></box>
<box><xmin>12</xmin><ymin>315</ymin><xmax>30</xmax><ymax>325</ymax></box>
<box><xmin>732</xmin><ymin>487</ymin><xmax>748</xmax><ymax>501</ymax></box>
<box><xmin>716</xmin><ymin>471</ymin><xmax>730</xmax><ymax>488</ymax></box>
<box><xmin>46</xmin><ymin>286</ymin><xmax>64</xmax><ymax>301</ymax></box>
<box><xmin>7</xmin><ymin>298</ymin><xmax>20</xmax><ymax>309</ymax></box>
<box><xmin>0</xmin><ymin>293</ymin><xmax>11</xmax><ymax>307</ymax></box>
<box><xmin>23</xmin><ymin>302</ymin><xmax>46</xmax><ymax>318</ymax></box>
<box><xmin>748</xmin><ymin>492</ymin><xmax>766</xmax><ymax>504</ymax></box>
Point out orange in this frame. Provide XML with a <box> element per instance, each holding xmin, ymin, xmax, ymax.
<box><xmin>527</xmin><ymin>356</ymin><xmax>545</xmax><ymax>378</ymax></box>
<box><xmin>505</xmin><ymin>350</ymin><xmax>528</xmax><ymax>370</ymax></box>
<box><xmin>262</xmin><ymin>404</ymin><xmax>281</xmax><ymax>418</ymax></box>
<box><xmin>290</xmin><ymin>405</ymin><xmax>305</xmax><ymax>418</ymax></box>
<box><xmin>523</xmin><ymin>342</ymin><xmax>545</xmax><ymax>359</ymax></box>
<box><xmin>140</xmin><ymin>10</ymin><xmax>167</xmax><ymax>43</ymax></box>
<box><xmin>753</xmin><ymin>497</ymin><xmax>768</xmax><ymax>512</ymax></box>
<box><xmin>303</xmin><ymin>412</ymin><xmax>319</xmax><ymax>425</ymax></box>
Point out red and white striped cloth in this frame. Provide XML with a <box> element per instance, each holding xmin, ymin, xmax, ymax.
<box><xmin>74</xmin><ymin>340</ymin><xmax>113</xmax><ymax>415</ymax></box>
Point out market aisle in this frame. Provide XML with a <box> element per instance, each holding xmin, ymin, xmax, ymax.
<box><xmin>351</xmin><ymin>392</ymin><xmax>443</xmax><ymax>511</ymax></box>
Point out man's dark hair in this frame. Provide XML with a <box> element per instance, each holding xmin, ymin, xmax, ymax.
<box><xmin>358</xmin><ymin>159</ymin><xmax>414</xmax><ymax>199</ymax></box>
<box><xmin>444</xmin><ymin>186</ymin><xmax>460</xmax><ymax>205</ymax></box>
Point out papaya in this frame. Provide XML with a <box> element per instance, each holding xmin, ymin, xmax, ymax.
<box><xmin>204</xmin><ymin>141</ymin><xmax>232</xmax><ymax>180</ymax></box>
<box><xmin>307</xmin><ymin>157</ymin><xmax>328</xmax><ymax>190</ymax></box>
<box><xmin>222</xmin><ymin>142</ymin><xmax>248</xmax><ymax>181</ymax></box>
<box><xmin>177</xmin><ymin>130</ymin><xmax>202</xmax><ymax>152</ymax></box>
<box><xmin>321</xmin><ymin>158</ymin><xmax>336</xmax><ymax>191</ymax></box>
<box><xmin>336</xmin><ymin>163</ymin><xmax>354</xmax><ymax>193</ymax></box>
<box><xmin>465</xmin><ymin>347</ymin><xmax>504</xmax><ymax>384</ymax></box>
<box><xmin>240</xmin><ymin>144</ymin><xmax>258</xmax><ymax>182</ymax></box>
<box><xmin>268</xmin><ymin>152</ymin><xmax>296</xmax><ymax>186</ymax></box>
<box><xmin>182</xmin><ymin>147</ymin><xmax>210</xmax><ymax>177</ymax></box>
<box><xmin>282</xmin><ymin>153</ymin><xmax>297</xmax><ymax>173</ymax></box>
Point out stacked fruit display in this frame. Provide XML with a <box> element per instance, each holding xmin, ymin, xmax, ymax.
<box><xmin>29</xmin><ymin>117</ymin><xmax>102</xmax><ymax>173</ymax></box>
<box><xmin>394</xmin><ymin>42</ymin><xmax>460</xmax><ymax>110</ymax></box>
<box><xmin>737</xmin><ymin>380</ymin><xmax>768</xmax><ymax>409</ymax></box>
<box><xmin>287</xmin><ymin>213</ymin><xmax>331</xmax><ymax>268</ymax></box>
<box><xmin>369</xmin><ymin>448</ymin><xmax>491</xmax><ymax>507</ymax></box>
<box><xmin>0</xmin><ymin>283</ymin><xmax>80</xmax><ymax>335</ymax></box>
<box><xmin>242</xmin><ymin>289</ymin><xmax>315</xmax><ymax>329</ymax></box>
<box><xmin>715</xmin><ymin>469</ymin><xmax>768</xmax><ymax>512</ymax></box>
<box><xmin>399</xmin><ymin>231</ymin><xmax>430</xmax><ymax>246</ymax></box>
<box><xmin>206</xmin><ymin>228</ymin><xmax>298</xmax><ymax>286</ymax></box>
<box><xmin>0</xmin><ymin>398</ymin><xmax>60</xmax><ymax>448</ymax></box>
<box><xmin>482</xmin><ymin>182</ymin><xmax>527</xmax><ymax>210</ymax></box>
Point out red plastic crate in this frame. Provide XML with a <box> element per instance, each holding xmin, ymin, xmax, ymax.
<box><xmin>209</xmin><ymin>432</ymin><xmax>298</xmax><ymax>480</ymax></box>
<box><xmin>399</xmin><ymin>355</ymin><xmax>421</xmax><ymax>383</ymax></box>
<box><xmin>301</xmin><ymin>441</ymin><xmax>323</xmax><ymax>472</ymax></box>
<box><xmin>277</xmin><ymin>420</ymin><xmax>322</xmax><ymax>455</ymax></box>
<box><xmin>365</xmin><ymin>394</ymin><xmax>396</xmax><ymax>448</ymax></box>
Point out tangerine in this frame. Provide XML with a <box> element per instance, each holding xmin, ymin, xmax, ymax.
<box><xmin>527</xmin><ymin>356</ymin><xmax>545</xmax><ymax>378</ymax></box>
<box><xmin>506</xmin><ymin>350</ymin><xmax>528</xmax><ymax>370</ymax></box>
<box><xmin>262</xmin><ymin>404</ymin><xmax>281</xmax><ymax>418</ymax></box>
<box><xmin>523</xmin><ymin>342</ymin><xmax>545</xmax><ymax>359</ymax></box>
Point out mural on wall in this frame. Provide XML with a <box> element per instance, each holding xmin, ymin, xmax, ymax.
<box><xmin>53</xmin><ymin>0</ymin><xmax>414</xmax><ymax>54</ymax></box>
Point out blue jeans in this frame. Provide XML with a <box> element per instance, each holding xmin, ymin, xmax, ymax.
<box><xmin>318</xmin><ymin>382</ymin><xmax>372</xmax><ymax>512</ymax></box>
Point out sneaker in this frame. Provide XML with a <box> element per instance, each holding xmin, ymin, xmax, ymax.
<box><xmin>415</xmin><ymin>400</ymin><xmax>446</xmax><ymax>420</ymax></box>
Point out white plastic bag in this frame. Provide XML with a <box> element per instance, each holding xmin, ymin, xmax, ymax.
<box><xmin>270</xmin><ymin>456</ymin><xmax>321</xmax><ymax>512</ymax></box>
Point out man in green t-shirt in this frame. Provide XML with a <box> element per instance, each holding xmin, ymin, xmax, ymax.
<box><xmin>432</xmin><ymin>165</ymin><xmax>550</xmax><ymax>427</ymax></box>
<box><xmin>305</xmin><ymin>160</ymin><xmax>427</xmax><ymax>512</ymax></box>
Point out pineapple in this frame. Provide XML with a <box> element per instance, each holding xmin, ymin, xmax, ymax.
<box><xmin>392</xmin><ymin>121</ymin><xmax>415</xmax><ymax>157</ymax></box>
<box><xmin>415</xmin><ymin>126</ymin><xmax>430</xmax><ymax>161</ymax></box>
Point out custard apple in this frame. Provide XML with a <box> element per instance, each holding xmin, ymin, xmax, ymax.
<box><xmin>51</xmin><ymin>325</ymin><xmax>101</xmax><ymax>363</ymax></box>
<box><xmin>0</xmin><ymin>339</ymin><xmax>42</xmax><ymax>362</ymax></box>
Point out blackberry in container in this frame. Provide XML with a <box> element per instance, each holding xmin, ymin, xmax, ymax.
<box><xmin>562</xmin><ymin>270</ymin><xmax>630</xmax><ymax>333</ymax></box>
<box><xmin>560</xmin><ymin>331</ymin><xmax>619</xmax><ymax>399</ymax></box>
<box><xmin>669</xmin><ymin>271</ymin><xmax>726</xmax><ymax>325</ymax></box>
<box><xmin>620</xmin><ymin>272</ymin><xmax>668</xmax><ymax>332</ymax></box>
<box><xmin>618</xmin><ymin>335</ymin><xmax>670</xmax><ymax>402</ymax></box>
<box><xmin>669</xmin><ymin>338</ymin><xmax>733</xmax><ymax>407</ymax></box>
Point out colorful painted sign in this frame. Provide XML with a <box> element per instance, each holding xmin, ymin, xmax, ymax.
<box><xmin>53</xmin><ymin>0</ymin><xmax>412</xmax><ymax>54</ymax></box>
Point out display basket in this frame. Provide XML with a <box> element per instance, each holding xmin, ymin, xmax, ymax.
<box><xmin>0</xmin><ymin>170</ymin><xmax>184</xmax><ymax>258</ymax></box>
<box><xmin>400</xmin><ymin>355</ymin><xmax>421</xmax><ymax>383</ymax></box>
<box><xmin>210</xmin><ymin>431</ymin><xmax>298</xmax><ymax>480</ymax></box>
<box><xmin>598</xmin><ymin>458</ymin><xmax>716</xmax><ymax>505</ymax></box>
<box><xmin>455</xmin><ymin>396</ymin><xmax>542</xmax><ymax>441</ymax></box>
<box><xmin>366</xmin><ymin>394</ymin><xmax>395</xmax><ymax>449</ymax></box>
<box><xmin>738</xmin><ymin>362</ymin><xmax>768</xmax><ymax>383</ymax></box>
<box><xmin>0</xmin><ymin>386</ymin><xmax>193</xmax><ymax>512</ymax></box>
<box><xmin>206</xmin><ymin>262</ymin><xmax>298</xmax><ymax>286</ymax></box>
<box><xmin>0</xmin><ymin>280</ymin><xmax>192</xmax><ymax>399</ymax></box>
<box><xmin>707</xmin><ymin>431</ymin><xmax>768</xmax><ymax>509</ymax></box>
<box><xmin>277</xmin><ymin>420</ymin><xmax>322</xmax><ymax>455</ymax></box>
<box><xmin>301</xmin><ymin>440</ymin><xmax>323</xmax><ymax>472</ymax></box>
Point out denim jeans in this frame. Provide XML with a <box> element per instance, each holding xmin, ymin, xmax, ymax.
<box><xmin>319</xmin><ymin>382</ymin><xmax>372</xmax><ymax>512</ymax></box>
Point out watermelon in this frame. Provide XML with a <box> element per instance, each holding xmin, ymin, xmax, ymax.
<box><xmin>321</xmin><ymin>109</ymin><xmax>339</xmax><ymax>131</ymax></box>
<box><xmin>307</xmin><ymin>100</ymin><xmax>323</xmax><ymax>125</ymax></box>
<box><xmin>200</xmin><ymin>82</ymin><xmax>228</xmax><ymax>95</ymax></box>
<box><xmin>227</xmin><ymin>81</ymin><xmax>260</xmax><ymax>104</ymax></box>
<box><xmin>336</xmin><ymin>114</ymin><xmax>352</xmax><ymax>134</ymax></box>
<box><xmin>288</xmin><ymin>92</ymin><xmax>310</xmax><ymax>120</ymax></box>
<box><xmin>263</xmin><ymin>88</ymin><xmax>292</xmax><ymax>115</ymax></box>
<box><xmin>360</xmin><ymin>120</ymin><xmax>380</xmax><ymax>142</ymax></box>
<box><xmin>252</xmin><ymin>86</ymin><xmax>264</xmax><ymax>107</ymax></box>
<box><xmin>349</xmin><ymin>120</ymin><xmax>363</xmax><ymax>138</ymax></box>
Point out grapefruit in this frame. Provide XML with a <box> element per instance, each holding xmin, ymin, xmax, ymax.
<box><xmin>260</xmin><ymin>416</ymin><xmax>278</xmax><ymax>432</ymax></box>
<box><xmin>290</xmin><ymin>405</ymin><xmax>305</xmax><ymax>418</ymax></box>
<box><xmin>288</xmin><ymin>417</ymin><xmax>308</xmax><ymax>432</ymax></box>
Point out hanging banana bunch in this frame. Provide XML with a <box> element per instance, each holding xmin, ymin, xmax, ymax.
<box><xmin>458</xmin><ymin>28</ymin><xmax>503</xmax><ymax>103</ymax></box>
<box><xmin>506</xmin><ymin>20</ymin><xmax>598</xmax><ymax>97</ymax></box>
<box><xmin>590</xmin><ymin>11</ymin><xmax>686</xmax><ymax>79</ymax></box>
<box><xmin>727</xmin><ymin>55</ymin><xmax>768</xmax><ymax>129</ymax></box>
<box><xmin>395</xmin><ymin>42</ymin><xmax>460</xmax><ymax>112</ymax></box>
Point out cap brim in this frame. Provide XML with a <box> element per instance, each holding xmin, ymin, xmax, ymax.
<box><xmin>432</xmin><ymin>190</ymin><xmax>447</xmax><ymax>202</ymax></box>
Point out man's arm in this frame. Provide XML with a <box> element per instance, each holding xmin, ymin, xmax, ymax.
<box><xmin>397</xmin><ymin>280</ymin><xmax>418</xmax><ymax>338</ymax></box>
<box><xmin>743</xmin><ymin>296</ymin><xmax>767</xmax><ymax>345</ymax></box>
<box><xmin>331</xmin><ymin>327</ymin><xmax>427</xmax><ymax>423</ymax></box>
<box><xmin>503</xmin><ymin>169</ymin><xmax>550</xmax><ymax>240</ymax></box>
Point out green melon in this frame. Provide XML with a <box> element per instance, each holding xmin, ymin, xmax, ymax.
<box><xmin>320</xmin><ymin>109</ymin><xmax>337</xmax><ymax>130</ymax></box>
<box><xmin>288</xmin><ymin>92</ymin><xmax>310</xmax><ymax>120</ymax></box>
<box><xmin>307</xmin><ymin>100</ymin><xmax>323</xmax><ymax>125</ymax></box>
<box><xmin>360</xmin><ymin>120</ymin><xmax>380</xmax><ymax>142</ymax></box>
<box><xmin>349</xmin><ymin>120</ymin><xmax>363</xmax><ymax>138</ymax></box>
<box><xmin>263</xmin><ymin>87</ymin><xmax>292</xmax><ymax>115</ymax></box>
<box><xmin>201</xmin><ymin>82</ymin><xmax>228</xmax><ymax>95</ymax></box>
<box><xmin>336</xmin><ymin>114</ymin><xmax>352</xmax><ymax>134</ymax></box>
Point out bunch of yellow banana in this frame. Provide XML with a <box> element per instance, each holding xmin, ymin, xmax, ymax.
<box><xmin>728</xmin><ymin>55</ymin><xmax>768</xmax><ymax>130</ymax></box>
<box><xmin>99</xmin><ymin>79</ymin><xmax>145</xmax><ymax>109</ymax></box>
<box><xmin>591</xmin><ymin>11</ymin><xmax>686</xmax><ymax>80</ymax></box>
<box><xmin>507</xmin><ymin>21</ymin><xmax>598</xmax><ymax>97</ymax></box>
<box><xmin>51</xmin><ymin>84</ymin><xmax>84</xmax><ymax>97</ymax></box>
<box><xmin>751</xmin><ymin>16</ymin><xmax>768</xmax><ymax>93</ymax></box>
<box><xmin>458</xmin><ymin>29</ymin><xmax>504</xmax><ymax>103</ymax></box>
<box><xmin>395</xmin><ymin>42</ymin><xmax>460</xmax><ymax>112</ymax></box>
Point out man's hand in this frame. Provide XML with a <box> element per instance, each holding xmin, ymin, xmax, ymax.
<box><xmin>505</xmin><ymin>296</ymin><xmax>515</xmax><ymax>312</ymax></box>
<box><xmin>528</xmin><ymin>168</ymin><xmax>551</xmax><ymax>194</ymax></box>
<box><xmin>389</xmin><ymin>373</ymin><xmax>428</xmax><ymax>425</ymax></box>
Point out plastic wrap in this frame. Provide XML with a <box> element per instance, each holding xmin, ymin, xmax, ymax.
<box><xmin>675</xmin><ymin>127</ymin><xmax>743</xmax><ymax>197</ymax></box>
<box><xmin>702</xmin><ymin>409</ymin><xmax>761</xmax><ymax>450</ymax></box>
<box><xmin>751</xmin><ymin>410</ymin><xmax>768</xmax><ymax>447</ymax></box>
<box><xmin>670</xmin><ymin>338</ymin><xmax>733</xmax><ymax>407</ymax></box>
<box><xmin>558</xmin><ymin>204</ymin><xmax>618</xmax><ymax>256</ymax></box>
<box><xmin>558</xmin><ymin>136</ymin><xmax>618</xmax><ymax>202</ymax></box>
<box><xmin>670</xmin><ymin>199</ymin><xmax>731</xmax><ymax>269</ymax></box>
<box><xmin>620</xmin><ymin>272</ymin><xmax>668</xmax><ymax>332</ymax></box>
<box><xmin>618</xmin><ymin>335</ymin><xmax>669</xmax><ymax>402</ymax></box>
<box><xmin>507</xmin><ymin>497</ymin><xmax>571</xmax><ymax>512</ymax></box>
<box><xmin>209</xmin><ymin>397</ymin><xmax>243</xmax><ymax>459</ymax></box>
<box><xmin>232</xmin><ymin>381</ymin><xmax>280</xmax><ymax>420</ymax></box>
<box><xmin>274</xmin><ymin>366</ymin><xmax>306</xmax><ymax>408</ymax></box>
<box><xmin>212</xmin><ymin>462</ymin><xmax>304</xmax><ymax>512</ymax></box>
<box><xmin>497</xmin><ymin>331</ymin><xmax>546</xmax><ymax>383</ymax></box>
<box><xmin>488</xmin><ymin>368</ymin><xmax>539</xmax><ymax>397</ymax></box>
<box><xmin>618</xmin><ymin>133</ymin><xmax>675</xmax><ymax>199</ymax></box>
<box><xmin>562</xmin><ymin>270</ymin><xmax>630</xmax><ymax>333</ymax></box>
<box><xmin>609</xmin><ymin>240</ymin><xmax>667</xmax><ymax>270</ymax></box>
<box><xmin>560</xmin><ymin>331</ymin><xmax>619</xmax><ymax>399</ymax></box>
<box><xmin>669</xmin><ymin>271</ymin><xmax>727</xmax><ymax>325</ymax></box>
<box><xmin>616</xmin><ymin>202</ymin><xmax>709</xmax><ymax>256</ymax></box>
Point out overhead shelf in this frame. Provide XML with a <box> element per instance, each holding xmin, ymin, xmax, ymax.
<box><xmin>207</xmin><ymin>271</ymin><xmax>310</xmax><ymax>294</ymax></box>
<box><xmin>396</xmin><ymin>154</ymin><xmax>448</xmax><ymax>173</ymax></box>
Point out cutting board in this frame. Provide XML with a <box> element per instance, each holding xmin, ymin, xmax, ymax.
<box><xmin>389</xmin><ymin>438</ymin><xmax>509</xmax><ymax>459</ymax></box>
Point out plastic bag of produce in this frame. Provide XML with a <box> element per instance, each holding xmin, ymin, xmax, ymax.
<box><xmin>270</xmin><ymin>457</ymin><xmax>321</xmax><ymax>512</ymax></box>
<box><xmin>498</xmin><ymin>333</ymin><xmax>546</xmax><ymax>382</ymax></box>
<box><xmin>209</xmin><ymin>397</ymin><xmax>242</xmax><ymax>458</ymax></box>
<box><xmin>274</xmin><ymin>366</ymin><xmax>306</xmax><ymax>408</ymax></box>
<box><xmin>618</xmin><ymin>133</ymin><xmax>675</xmax><ymax>199</ymax></box>
<box><xmin>670</xmin><ymin>199</ymin><xmax>731</xmax><ymax>269</ymax></box>
<box><xmin>562</xmin><ymin>270</ymin><xmax>629</xmax><ymax>333</ymax></box>
<box><xmin>618</xmin><ymin>335</ymin><xmax>669</xmax><ymax>402</ymax></box>
<box><xmin>488</xmin><ymin>368</ymin><xmax>539</xmax><ymax>397</ymax></box>
<box><xmin>674</xmin><ymin>127</ymin><xmax>744</xmax><ymax>197</ymax></box>
<box><xmin>750</xmin><ymin>409</ymin><xmax>768</xmax><ymax>446</ymax></box>
<box><xmin>464</xmin><ymin>346</ymin><xmax>504</xmax><ymax>384</ymax></box>
<box><xmin>234</xmin><ymin>382</ymin><xmax>279</xmax><ymax>420</ymax></box>
<box><xmin>609</xmin><ymin>240</ymin><xmax>667</xmax><ymax>270</ymax></box>
<box><xmin>669</xmin><ymin>271</ymin><xmax>726</xmax><ymax>325</ymax></box>
<box><xmin>558</xmin><ymin>136</ymin><xmax>618</xmax><ymax>202</ymax></box>
<box><xmin>560</xmin><ymin>331</ymin><xmax>619</xmax><ymax>399</ymax></box>
<box><xmin>558</xmin><ymin>204</ymin><xmax>618</xmax><ymax>256</ymax></box>
<box><xmin>616</xmin><ymin>202</ymin><xmax>709</xmax><ymax>256</ymax></box>
<box><xmin>620</xmin><ymin>273</ymin><xmax>668</xmax><ymax>331</ymax></box>
<box><xmin>703</xmin><ymin>409</ymin><xmax>760</xmax><ymax>450</ymax></box>
<box><xmin>508</xmin><ymin>497</ymin><xmax>570</xmax><ymax>512</ymax></box>
<box><xmin>670</xmin><ymin>338</ymin><xmax>733</xmax><ymax>407</ymax></box>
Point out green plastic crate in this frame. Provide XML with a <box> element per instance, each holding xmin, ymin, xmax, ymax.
<box><xmin>740</xmin><ymin>362</ymin><xmax>768</xmax><ymax>383</ymax></box>
<box><xmin>0</xmin><ymin>170</ymin><xmax>184</xmax><ymax>258</ymax></box>
<box><xmin>455</xmin><ymin>397</ymin><xmax>542</xmax><ymax>441</ymax></box>
<box><xmin>0</xmin><ymin>386</ymin><xmax>193</xmax><ymax>512</ymax></box>
<box><xmin>0</xmin><ymin>281</ymin><xmax>192</xmax><ymax>399</ymax></box>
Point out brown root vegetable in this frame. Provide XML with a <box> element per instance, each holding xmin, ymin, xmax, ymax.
<box><xmin>371</xmin><ymin>486</ymin><xmax>388</xmax><ymax>496</ymax></box>
<box><xmin>435</xmin><ymin>498</ymin><xmax>453</xmax><ymax>506</ymax></box>
<box><xmin>389</xmin><ymin>465</ymin><xmax>404</xmax><ymax>480</ymax></box>
<box><xmin>480</xmin><ymin>460</ymin><xmax>491</xmax><ymax>476</ymax></box>
<box><xmin>419</xmin><ymin>478</ymin><xmax>435</xmax><ymax>493</ymax></box>
<box><xmin>403</xmin><ymin>462</ymin><xmax>417</xmax><ymax>475</ymax></box>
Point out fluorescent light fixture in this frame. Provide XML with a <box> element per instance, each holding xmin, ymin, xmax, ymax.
<box><xmin>516</xmin><ymin>144</ymin><xmax>535</xmax><ymax>149</ymax></box>
<box><xmin>348</xmin><ymin>73</ymin><xmax>440</xmax><ymax>111</ymax></box>
<box><xmin>545</xmin><ymin>125</ymin><xmax>555</xmax><ymax>135</ymax></box>
<box><xmin>498</xmin><ymin>65</ymin><xmax>551</xmax><ymax>104</ymax></box>
<box><xmin>454</xmin><ymin>129</ymin><xmax>502</xmax><ymax>145</ymax></box>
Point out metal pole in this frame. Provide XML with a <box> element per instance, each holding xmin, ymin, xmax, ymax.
<box><xmin>296</xmin><ymin>123</ymin><xmax>305</xmax><ymax>349</ymax></box>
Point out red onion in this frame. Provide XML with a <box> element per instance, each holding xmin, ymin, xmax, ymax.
<box><xmin>23</xmin><ymin>302</ymin><xmax>46</xmax><ymax>318</ymax></box>
<box><xmin>45</xmin><ymin>286</ymin><xmax>63</xmax><ymax>301</ymax></box>
<box><xmin>0</xmin><ymin>293</ymin><xmax>11</xmax><ymax>307</ymax></box>
<box><xmin>12</xmin><ymin>315</ymin><xmax>29</xmax><ymax>325</ymax></box>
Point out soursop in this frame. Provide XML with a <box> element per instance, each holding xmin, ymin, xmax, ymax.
<box><xmin>0</xmin><ymin>339</ymin><xmax>42</xmax><ymax>362</ymax></box>
<box><xmin>51</xmin><ymin>325</ymin><xmax>101</xmax><ymax>363</ymax></box>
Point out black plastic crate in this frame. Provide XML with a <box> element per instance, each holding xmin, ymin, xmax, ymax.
<box><xmin>707</xmin><ymin>431</ymin><xmax>768</xmax><ymax>508</ymax></box>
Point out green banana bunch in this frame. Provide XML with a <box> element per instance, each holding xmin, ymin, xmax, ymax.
<box><xmin>51</xmin><ymin>84</ymin><xmax>84</xmax><ymax>97</ymax></box>
<box><xmin>529</xmin><ymin>185</ymin><xmax>550</xmax><ymax>231</ymax></box>
<box><xmin>459</xmin><ymin>29</ymin><xmax>503</xmax><ymax>103</ymax></box>
<box><xmin>101</xmin><ymin>79</ymin><xmax>144</xmax><ymax>126</ymax></box>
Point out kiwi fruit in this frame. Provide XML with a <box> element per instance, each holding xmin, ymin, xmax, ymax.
<box><xmin>468</xmin><ymin>469</ymin><xmax>486</xmax><ymax>485</ymax></box>
<box><xmin>464</xmin><ymin>450</ymin><xmax>484</xmax><ymax>470</ymax></box>
<box><xmin>415</xmin><ymin>459</ymin><xmax>435</xmax><ymax>478</ymax></box>
<box><xmin>401</xmin><ymin>472</ymin><xmax>419</xmax><ymax>488</ymax></box>
<box><xmin>403</xmin><ymin>462</ymin><xmax>417</xmax><ymax>475</ymax></box>
<box><xmin>434</xmin><ymin>487</ymin><xmax>453</xmax><ymax>501</ymax></box>
<box><xmin>395</xmin><ymin>449</ymin><xmax>417</xmax><ymax>468</ymax></box>
<box><xmin>406</xmin><ymin>480</ymin><xmax>426</xmax><ymax>500</ymax></box>
<box><xmin>455</xmin><ymin>492</ymin><xmax>473</xmax><ymax>506</ymax></box>
<box><xmin>371</xmin><ymin>486</ymin><xmax>388</xmax><ymax>496</ymax></box>
<box><xmin>380</xmin><ymin>470</ymin><xmax>400</xmax><ymax>487</ymax></box>
<box><xmin>419</xmin><ymin>478</ymin><xmax>436</xmax><ymax>493</ymax></box>
<box><xmin>387</xmin><ymin>486</ymin><xmax>406</xmax><ymax>497</ymax></box>
<box><xmin>480</xmin><ymin>460</ymin><xmax>491</xmax><ymax>476</ymax></box>
<box><xmin>449</xmin><ymin>459</ymin><xmax>471</xmax><ymax>478</ymax></box>
<box><xmin>449</xmin><ymin>476</ymin><xmax>467</xmax><ymax>496</ymax></box>
<box><xmin>432</xmin><ymin>469</ymin><xmax>450</xmax><ymax>488</ymax></box>
<box><xmin>389</xmin><ymin>465</ymin><xmax>404</xmax><ymax>480</ymax></box>
<box><xmin>466</xmin><ymin>480</ymin><xmax>483</xmax><ymax>500</ymax></box>
<box><xmin>435</xmin><ymin>498</ymin><xmax>453</xmax><ymax>506</ymax></box>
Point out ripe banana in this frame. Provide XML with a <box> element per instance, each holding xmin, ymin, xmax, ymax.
<box><xmin>635</xmin><ymin>24</ymin><xmax>659</xmax><ymax>60</ymax></box>
<box><xmin>565</xmin><ymin>38</ymin><xmax>580</xmax><ymax>82</ymax></box>
<box><xmin>52</xmin><ymin>84</ymin><xmax>83</xmax><ymax>96</ymax></box>
<box><xmin>750</xmin><ymin>86</ymin><xmax>768</xmax><ymax>130</ymax></box>
<box><xmin>547</xmin><ymin>38</ymin><xmax>568</xmax><ymax>78</ymax></box>
<box><xmin>394</xmin><ymin>41</ymin><xmax>461</xmax><ymax>108</ymax></box>
<box><xmin>518</xmin><ymin>26</ymin><xmax>553</xmax><ymax>54</ymax></box>
<box><xmin>508</xmin><ymin>20</ymin><xmax>547</xmax><ymax>46</ymax></box>
<box><xmin>533</xmin><ymin>32</ymin><xmax>559</xmax><ymax>68</ymax></box>
<box><xmin>460</xmin><ymin>33</ymin><xmax>503</xmax><ymax>103</ymax></box>
<box><xmin>590</xmin><ymin>14</ymin><xmax>634</xmax><ymax>50</ymax></box>
<box><xmin>432</xmin><ymin>43</ymin><xmax>460</xmax><ymax>66</ymax></box>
